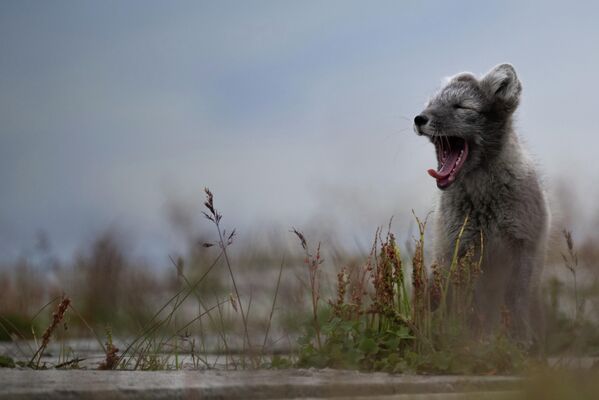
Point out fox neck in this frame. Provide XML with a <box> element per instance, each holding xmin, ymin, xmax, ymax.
<box><xmin>447</xmin><ymin>126</ymin><xmax>527</xmax><ymax>207</ymax></box>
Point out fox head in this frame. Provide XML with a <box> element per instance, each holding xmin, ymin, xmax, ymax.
<box><xmin>414</xmin><ymin>64</ymin><xmax>522</xmax><ymax>189</ymax></box>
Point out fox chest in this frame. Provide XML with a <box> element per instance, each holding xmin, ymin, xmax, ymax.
<box><xmin>437</xmin><ymin>188</ymin><xmax>518</xmax><ymax>256</ymax></box>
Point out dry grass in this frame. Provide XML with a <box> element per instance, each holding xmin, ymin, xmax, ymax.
<box><xmin>294</xmin><ymin>214</ymin><xmax>515</xmax><ymax>373</ymax></box>
<box><xmin>29</xmin><ymin>295</ymin><xmax>70</xmax><ymax>368</ymax></box>
<box><xmin>0</xmin><ymin>189</ymin><xmax>597</xmax><ymax>375</ymax></box>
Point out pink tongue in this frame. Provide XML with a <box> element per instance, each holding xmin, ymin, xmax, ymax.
<box><xmin>427</xmin><ymin>150</ymin><xmax>460</xmax><ymax>180</ymax></box>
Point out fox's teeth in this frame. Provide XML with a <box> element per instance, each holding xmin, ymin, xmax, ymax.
<box><xmin>455</xmin><ymin>149</ymin><xmax>464</xmax><ymax>165</ymax></box>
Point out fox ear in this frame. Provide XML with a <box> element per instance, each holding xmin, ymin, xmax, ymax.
<box><xmin>480</xmin><ymin>63</ymin><xmax>522</xmax><ymax>113</ymax></box>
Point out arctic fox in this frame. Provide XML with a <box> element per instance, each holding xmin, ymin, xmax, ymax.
<box><xmin>414</xmin><ymin>64</ymin><xmax>549</xmax><ymax>345</ymax></box>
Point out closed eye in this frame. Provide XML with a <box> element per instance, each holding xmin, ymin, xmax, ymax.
<box><xmin>453</xmin><ymin>103</ymin><xmax>478</xmax><ymax>112</ymax></box>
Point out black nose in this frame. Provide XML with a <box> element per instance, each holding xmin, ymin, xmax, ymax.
<box><xmin>414</xmin><ymin>114</ymin><xmax>429</xmax><ymax>126</ymax></box>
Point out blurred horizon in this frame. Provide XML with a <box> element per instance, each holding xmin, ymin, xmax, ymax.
<box><xmin>2</xmin><ymin>0</ymin><xmax>599</xmax><ymax>265</ymax></box>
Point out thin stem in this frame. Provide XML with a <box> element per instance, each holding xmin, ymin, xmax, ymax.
<box><xmin>441</xmin><ymin>212</ymin><xmax>470</xmax><ymax>304</ymax></box>
<box><xmin>261</xmin><ymin>257</ymin><xmax>284</xmax><ymax>360</ymax></box>
<box><xmin>215</xmin><ymin>222</ymin><xmax>253</xmax><ymax>356</ymax></box>
<box><xmin>119</xmin><ymin>252</ymin><xmax>222</xmax><ymax>363</ymax></box>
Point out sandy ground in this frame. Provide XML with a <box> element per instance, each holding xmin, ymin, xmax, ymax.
<box><xmin>0</xmin><ymin>368</ymin><xmax>521</xmax><ymax>400</ymax></box>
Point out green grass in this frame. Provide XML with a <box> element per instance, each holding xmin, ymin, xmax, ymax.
<box><xmin>292</xmin><ymin>215</ymin><xmax>527</xmax><ymax>373</ymax></box>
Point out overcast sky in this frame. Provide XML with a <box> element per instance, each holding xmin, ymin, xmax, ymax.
<box><xmin>1</xmin><ymin>0</ymin><xmax>598</xmax><ymax>263</ymax></box>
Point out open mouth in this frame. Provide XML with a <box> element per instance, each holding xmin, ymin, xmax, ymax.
<box><xmin>427</xmin><ymin>136</ymin><xmax>469</xmax><ymax>189</ymax></box>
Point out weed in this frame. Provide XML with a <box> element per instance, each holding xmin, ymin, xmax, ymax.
<box><xmin>562</xmin><ymin>230</ymin><xmax>581</xmax><ymax>320</ymax></box>
<box><xmin>98</xmin><ymin>326</ymin><xmax>119</xmax><ymax>370</ymax></box>
<box><xmin>117</xmin><ymin>251</ymin><xmax>223</xmax><ymax>369</ymax></box>
<box><xmin>546</xmin><ymin>230</ymin><xmax>599</xmax><ymax>360</ymax></box>
<box><xmin>0</xmin><ymin>314</ymin><xmax>40</xmax><ymax>342</ymax></box>
<box><xmin>260</xmin><ymin>257</ymin><xmax>285</xmax><ymax>362</ymax></box>
<box><xmin>0</xmin><ymin>355</ymin><xmax>15</xmax><ymax>368</ymax></box>
<box><xmin>203</xmin><ymin>188</ymin><xmax>254</xmax><ymax>365</ymax></box>
<box><xmin>29</xmin><ymin>295</ymin><xmax>70</xmax><ymax>369</ymax></box>
<box><xmin>2</xmin><ymin>189</ymin><xmax>596</xmax><ymax>374</ymax></box>
<box><xmin>294</xmin><ymin>215</ymin><xmax>524</xmax><ymax>374</ymax></box>
<box><xmin>292</xmin><ymin>228</ymin><xmax>323</xmax><ymax>350</ymax></box>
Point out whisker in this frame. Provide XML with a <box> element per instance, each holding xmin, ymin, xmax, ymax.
<box><xmin>396</xmin><ymin>126</ymin><xmax>412</xmax><ymax>135</ymax></box>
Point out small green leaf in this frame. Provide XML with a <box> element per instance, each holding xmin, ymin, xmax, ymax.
<box><xmin>359</xmin><ymin>338</ymin><xmax>378</xmax><ymax>354</ymax></box>
<box><xmin>0</xmin><ymin>355</ymin><xmax>15</xmax><ymax>368</ymax></box>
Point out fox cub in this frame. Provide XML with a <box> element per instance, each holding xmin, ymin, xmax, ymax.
<box><xmin>414</xmin><ymin>64</ymin><xmax>549</xmax><ymax>346</ymax></box>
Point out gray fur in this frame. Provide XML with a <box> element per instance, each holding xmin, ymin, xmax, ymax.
<box><xmin>414</xmin><ymin>64</ymin><xmax>549</xmax><ymax>345</ymax></box>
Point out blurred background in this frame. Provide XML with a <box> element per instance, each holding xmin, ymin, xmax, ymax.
<box><xmin>1</xmin><ymin>1</ymin><xmax>598</xmax><ymax>351</ymax></box>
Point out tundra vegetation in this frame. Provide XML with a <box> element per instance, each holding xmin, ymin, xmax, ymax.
<box><xmin>0</xmin><ymin>189</ymin><xmax>598</xmax><ymax>378</ymax></box>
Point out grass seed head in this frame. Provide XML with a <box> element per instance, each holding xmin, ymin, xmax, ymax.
<box><xmin>203</xmin><ymin>187</ymin><xmax>222</xmax><ymax>223</ymax></box>
<box><xmin>292</xmin><ymin>228</ymin><xmax>307</xmax><ymax>251</ymax></box>
<box><xmin>41</xmin><ymin>296</ymin><xmax>71</xmax><ymax>349</ymax></box>
<box><xmin>332</xmin><ymin>267</ymin><xmax>349</xmax><ymax>318</ymax></box>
